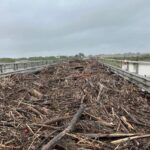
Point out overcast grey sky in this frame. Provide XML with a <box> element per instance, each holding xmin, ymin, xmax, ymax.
<box><xmin>0</xmin><ymin>0</ymin><xmax>150</xmax><ymax>57</ymax></box>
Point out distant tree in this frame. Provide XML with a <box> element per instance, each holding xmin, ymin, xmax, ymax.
<box><xmin>75</xmin><ymin>53</ymin><xmax>85</xmax><ymax>58</ymax></box>
<box><xmin>78</xmin><ymin>53</ymin><xmax>85</xmax><ymax>58</ymax></box>
<box><xmin>0</xmin><ymin>58</ymin><xmax>15</xmax><ymax>63</ymax></box>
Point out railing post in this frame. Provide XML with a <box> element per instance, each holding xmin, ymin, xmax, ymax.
<box><xmin>13</xmin><ymin>64</ymin><xmax>18</xmax><ymax>71</ymax></box>
<box><xmin>0</xmin><ymin>65</ymin><xmax>3</xmax><ymax>73</ymax></box>
<box><xmin>13</xmin><ymin>64</ymin><xmax>16</xmax><ymax>71</ymax></box>
<box><xmin>0</xmin><ymin>60</ymin><xmax>54</xmax><ymax>74</ymax></box>
<box><xmin>24</xmin><ymin>63</ymin><xmax>27</xmax><ymax>69</ymax></box>
<box><xmin>16</xmin><ymin>64</ymin><xmax>18</xmax><ymax>70</ymax></box>
<box><xmin>3</xmin><ymin>65</ymin><xmax>6</xmax><ymax>72</ymax></box>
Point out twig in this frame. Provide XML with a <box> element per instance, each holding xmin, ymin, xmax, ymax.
<box><xmin>26</xmin><ymin>123</ymin><xmax>35</xmax><ymax>135</ymax></box>
<box><xmin>121</xmin><ymin>107</ymin><xmax>150</xmax><ymax>127</ymax></box>
<box><xmin>85</xmin><ymin>133</ymin><xmax>137</xmax><ymax>139</ymax></box>
<box><xmin>111</xmin><ymin>134</ymin><xmax>150</xmax><ymax>145</ymax></box>
<box><xmin>66</xmin><ymin>133</ymin><xmax>114</xmax><ymax>149</ymax></box>
<box><xmin>96</xmin><ymin>82</ymin><xmax>104</xmax><ymax>103</ymax></box>
<box><xmin>44</xmin><ymin>116</ymin><xmax>71</xmax><ymax>125</ymax></box>
<box><xmin>84</xmin><ymin>111</ymin><xmax>114</xmax><ymax>127</ymax></box>
<box><xmin>0</xmin><ymin>144</ymin><xmax>20</xmax><ymax>149</ymax></box>
<box><xmin>35</xmin><ymin>130</ymin><xmax>58</xmax><ymax>150</ymax></box>
<box><xmin>27</xmin><ymin>127</ymin><xmax>43</xmax><ymax>150</ymax></box>
<box><xmin>120</xmin><ymin>116</ymin><xmax>134</xmax><ymax>130</ymax></box>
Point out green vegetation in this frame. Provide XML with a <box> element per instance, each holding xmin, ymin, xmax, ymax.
<box><xmin>75</xmin><ymin>53</ymin><xmax>85</xmax><ymax>58</ymax></box>
<box><xmin>0</xmin><ymin>56</ymin><xmax>63</xmax><ymax>63</ymax></box>
<box><xmin>28</xmin><ymin>56</ymin><xmax>59</xmax><ymax>61</ymax></box>
<box><xmin>0</xmin><ymin>53</ymin><xmax>85</xmax><ymax>63</ymax></box>
<box><xmin>99</xmin><ymin>53</ymin><xmax>150</xmax><ymax>69</ymax></box>
<box><xmin>105</xmin><ymin>53</ymin><xmax>150</xmax><ymax>61</ymax></box>
<box><xmin>0</xmin><ymin>58</ymin><xmax>15</xmax><ymax>63</ymax></box>
<box><xmin>100</xmin><ymin>59</ymin><xmax>122</xmax><ymax>68</ymax></box>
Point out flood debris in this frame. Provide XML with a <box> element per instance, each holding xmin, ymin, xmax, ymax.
<box><xmin>0</xmin><ymin>59</ymin><xmax>150</xmax><ymax>150</ymax></box>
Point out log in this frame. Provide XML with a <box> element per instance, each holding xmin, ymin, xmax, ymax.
<box><xmin>85</xmin><ymin>133</ymin><xmax>137</xmax><ymax>139</ymax></box>
<box><xmin>66</xmin><ymin>133</ymin><xmax>114</xmax><ymax>149</ymax></box>
<box><xmin>44</xmin><ymin>116</ymin><xmax>71</xmax><ymax>125</ymax></box>
<box><xmin>111</xmin><ymin>134</ymin><xmax>150</xmax><ymax>145</ymax></box>
<box><xmin>35</xmin><ymin>131</ymin><xmax>58</xmax><ymax>150</ymax></box>
<box><xmin>42</xmin><ymin>104</ymin><xmax>86</xmax><ymax>150</ymax></box>
<box><xmin>84</xmin><ymin>112</ymin><xmax>114</xmax><ymax>127</ymax></box>
<box><xmin>33</xmin><ymin>81</ymin><xmax>43</xmax><ymax>88</ymax></box>
<box><xmin>120</xmin><ymin>116</ymin><xmax>134</xmax><ymax>130</ymax></box>
<box><xmin>121</xmin><ymin>107</ymin><xmax>150</xmax><ymax>127</ymax></box>
<box><xmin>26</xmin><ymin>105</ymin><xmax>43</xmax><ymax>118</ymax></box>
<box><xmin>96</xmin><ymin>82</ymin><xmax>104</xmax><ymax>103</ymax></box>
<box><xmin>30</xmin><ymin>89</ymin><xmax>43</xmax><ymax>99</ymax></box>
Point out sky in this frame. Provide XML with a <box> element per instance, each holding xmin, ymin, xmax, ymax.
<box><xmin>0</xmin><ymin>0</ymin><xmax>150</xmax><ymax>57</ymax></box>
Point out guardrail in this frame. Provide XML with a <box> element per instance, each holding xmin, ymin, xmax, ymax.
<box><xmin>97</xmin><ymin>58</ymin><xmax>122</xmax><ymax>68</ymax></box>
<box><xmin>99</xmin><ymin>61</ymin><xmax>150</xmax><ymax>93</ymax></box>
<box><xmin>100</xmin><ymin>58</ymin><xmax>150</xmax><ymax>64</ymax></box>
<box><xmin>0</xmin><ymin>60</ymin><xmax>56</xmax><ymax>75</ymax></box>
<box><xmin>2</xmin><ymin>58</ymin><xmax>150</xmax><ymax>93</ymax></box>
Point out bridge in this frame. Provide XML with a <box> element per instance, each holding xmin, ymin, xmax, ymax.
<box><xmin>0</xmin><ymin>60</ymin><xmax>57</xmax><ymax>77</ymax></box>
<box><xmin>0</xmin><ymin>58</ymin><xmax>150</xmax><ymax>93</ymax></box>
<box><xmin>0</xmin><ymin>58</ymin><xmax>150</xmax><ymax>149</ymax></box>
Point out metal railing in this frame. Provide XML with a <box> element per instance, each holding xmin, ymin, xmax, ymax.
<box><xmin>0</xmin><ymin>60</ymin><xmax>56</xmax><ymax>75</ymax></box>
<box><xmin>99</xmin><ymin>61</ymin><xmax>150</xmax><ymax>93</ymax></box>
<box><xmin>97</xmin><ymin>58</ymin><xmax>122</xmax><ymax>68</ymax></box>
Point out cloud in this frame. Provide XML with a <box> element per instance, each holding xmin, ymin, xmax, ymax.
<box><xmin>0</xmin><ymin>0</ymin><xmax>150</xmax><ymax>57</ymax></box>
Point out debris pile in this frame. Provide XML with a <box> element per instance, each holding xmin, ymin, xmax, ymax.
<box><xmin>0</xmin><ymin>59</ymin><xmax>150</xmax><ymax>150</ymax></box>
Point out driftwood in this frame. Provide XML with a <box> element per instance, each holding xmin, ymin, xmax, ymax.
<box><xmin>30</xmin><ymin>89</ymin><xmax>43</xmax><ymax>99</ymax></box>
<box><xmin>35</xmin><ymin>130</ymin><xmax>58</xmax><ymax>150</ymax></box>
<box><xmin>66</xmin><ymin>133</ymin><xmax>114</xmax><ymax>149</ymax></box>
<box><xmin>85</xmin><ymin>133</ymin><xmax>137</xmax><ymax>139</ymax></box>
<box><xmin>44</xmin><ymin>116</ymin><xmax>71</xmax><ymax>125</ymax></box>
<box><xmin>1</xmin><ymin>59</ymin><xmax>150</xmax><ymax>149</ymax></box>
<box><xmin>85</xmin><ymin>112</ymin><xmax>114</xmax><ymax>127</ymax></box>
<box><xmin>121</xmin><ymin>107</ymin><xmax>150</xmax><ymax>127</ymax></box>
<box><xmin>42</xmin><ymin>104</ymin><xmax>86</xmax><ymax>150</ymax></box>
<box><xmin>16</xmin><ymin>101</ymin><xmax>43</xmax><ymax>118</ymax></box>
<box><xmin>111</xmin><ymin>134</ymin><xmax>150</xmax><ymax>145</ymax></box>
<box><xmin>33</xmin><ymin>81</ymin><xmax>44</xmax><ymax>88</ymax></box>
<box><xmin>120</xmin><ymin>116</ymin><xmax>134</xmax><ymax>130</ymax></box>
<box><xmin>96</xmin><ymin>82</ymin><xmax>104</xmax><ymax>103</ymax></box>
<box><xmin>0</xmin><ymin>144</ymin><xmax>20</xmax><ymax>149</ymax></box>
<box><xmin>25</xmin><ymin>105</ymin><xmax>43</xmax><ymax>118</ymax></box>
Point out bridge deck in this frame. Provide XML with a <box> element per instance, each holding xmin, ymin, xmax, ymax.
<box><xmin>0</xmin><ymin>59</ymin><xmax>150</xmax><ymax>149</ymax></box>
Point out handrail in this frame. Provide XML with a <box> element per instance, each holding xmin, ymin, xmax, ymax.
<box><xmin>0</xmin><ymin>60</ymin><xmax>58</xmax><ymax>75</ymax></box>
<box><xmin>99</xmin><ymin>58</ymin><xmax>150</xmax><ymax>64</ymax></box>
<box><xmin>99</xmin><ymin>61</ymin><xmax>150</xmax><ymax>93</ymax></box>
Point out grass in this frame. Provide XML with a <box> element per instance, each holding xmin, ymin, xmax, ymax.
<box><xmin>107</xmin><ymin>54</ymin><xmax>150</xmax><ymax>62</ymax></box>
<box><xmin>0</xmin><ymin>58</ymin><xmax>15</xmax><ymax>63</ymax></box>
<box><xmin>0</xmin><ymin>55</ymin><xmax>82</xmax><ymax>63</ymax></box>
